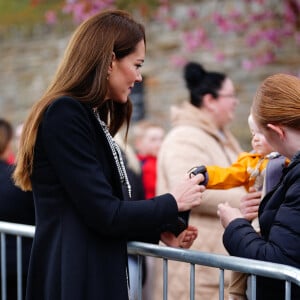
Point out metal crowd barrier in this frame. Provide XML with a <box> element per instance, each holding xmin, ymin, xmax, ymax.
<box><xmin>0</xmin><ymin>222</ymin><xmax>34</xmax><ymax>300</ymax></box>
<box><xmin>1</xmin><ymin>221</ymin><xmax>300</xmax><ymax>300</ymax></box>
<box><xmin>128</xmin><ymin>242</ymin><xmax>300</xmax><ymax>300</ymax></box>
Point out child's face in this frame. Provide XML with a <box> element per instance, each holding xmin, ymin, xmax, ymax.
<box><xmin>248</xmin><ymin>115</ymin><xmax>273</xmax><ymax>156</ymax></box>
<box><xmin>138</xmin><ymin>127</ymin><xmax>165</xmax><ymax>156</ymax></box>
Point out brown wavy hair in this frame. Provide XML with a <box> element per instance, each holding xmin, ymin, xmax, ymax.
<box><xmin>252</xmin><ymin>73</ymin><xmax>300</xmax><ymax>130</ymax></box>
<box><xmin>13</xmin><ymin>9</ymin><xmax>146</xmax><ymax>191</ymax></box>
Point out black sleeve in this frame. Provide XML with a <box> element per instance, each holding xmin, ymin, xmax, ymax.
<box><xmin>41</xmin><ymin>98</ymin><xmax>179</xmax><ymax>237</ymax></box>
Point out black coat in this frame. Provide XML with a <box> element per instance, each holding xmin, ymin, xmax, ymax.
<box><xmin>223</xmin><ymin>153</ymin><xmax>300</xmax><ymax>299</ymax></box>
<box><xmin>26</xmin><ymin>97</ymin><xmax>178</xmax><ymax>300</ymax></box>
<box><xmin>0</xmin><ymin>160</ymin><xmax>35</xmax><ymax>299</ymax></box>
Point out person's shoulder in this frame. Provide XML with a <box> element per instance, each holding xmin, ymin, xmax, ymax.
<box><xmin>48</xmin><ymin>96</ymin><xmax>85</xmax><ymax>110</ymax></box>
<box><xmin>266</xmin><ymin>152</ymin><xmax>282</xmax><ymax>160</ymax></box>
<box><xmin>42</xmin><ymin>97</ymin><xmax>93</xmax><ymax>134</ymax></box>
<box><xmin>46</xmin><ymin>96</ymin><xmax>90</xmax><ymax>119</ymax></box>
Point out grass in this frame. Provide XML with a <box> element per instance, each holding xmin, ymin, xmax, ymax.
<box><xmin>0</xmin><ymin>0</ymin><xmax>64</xmax><ymax>27</ymax></box>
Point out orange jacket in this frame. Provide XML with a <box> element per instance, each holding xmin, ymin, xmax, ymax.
<box><xmin>206</xmin><ymin>151</ymin><xmax>271</xmax><ymax>192</ymax></box>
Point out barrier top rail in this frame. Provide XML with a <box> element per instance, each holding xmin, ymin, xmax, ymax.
<box><xmin>1</xmin><ymin>221</ymin><xmax>299</xmax><ymax>288</ymax></box>
<box><xmin>0</xmin><ymin>221</ymin><xmax>35</xmax><ymax>238</ymax></box>
<box><xmin>128</xmin><ymin>241</ymin><xmax>300</xmax><ymax>287</ymax></box>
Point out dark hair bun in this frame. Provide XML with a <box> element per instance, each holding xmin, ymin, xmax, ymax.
<box><xmin>184</xmin><ymin>62</ymin><xmax>206</xmax><ymax>90</ymax></box>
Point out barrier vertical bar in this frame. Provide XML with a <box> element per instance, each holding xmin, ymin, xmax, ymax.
<box><xmin>190</xmin><ymin>263</ymin><xmax>195</xmax><ymax>300</ymax></box>
<box><xmin>250</xmin><ymin>274</ymin><xmax>256</xmax><ymax>300</ymax></box>
<box><xmin>285</xmin><ymin>281</ymin><xmax>291</xmax><ymax>300</ymax></box>
<box><xmin>1</xmin><ymin>233</ymin><xmax>7</xmax><ymax>300</ymax></box>
<box><xmin>17</xmin><ymin>236</ymin><xmax>22</xmax><ymax>300</ymax></box>
<box><xmin>219</xmin><ymin>269</ymin><xmax>224</xmax><ymax>300</ymax></box>
<box><xmin>137</xmin><ymin>255</ymin><xmax>142</xmax><ymax>300</ymax></box>
<box><xmin>163</xmin><ymin>258</ymin><xmax>168</xmax><ymax>300</ymax></box>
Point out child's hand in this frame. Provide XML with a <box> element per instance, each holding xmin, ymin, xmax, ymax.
<box><xmin>217</xmin><ymin>202</ymin><xmax>243</xmax><ymax>228</ymax></box>
<box><xmin>178</xmin><ymin>225</ymin><xmax>198</xmax><ymax>248</ymax></box>
<box><xmin>160</xmin><ymin>225</ymin><xmax>198</xmax><ymax>249</ymax></box>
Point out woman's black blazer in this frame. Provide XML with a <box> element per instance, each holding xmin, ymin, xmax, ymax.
<box><xmin>26</xmin><ymin>97</ymin><xmax>178</xmax><ymax>300</ymax></box>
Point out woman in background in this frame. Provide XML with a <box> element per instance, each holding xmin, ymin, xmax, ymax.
<box><xmin>156</xmin><ymin>61</ymin><xmax>248</xmax><ymax>300</ymax></box>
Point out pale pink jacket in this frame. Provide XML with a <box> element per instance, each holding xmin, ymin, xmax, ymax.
<box><xmin>155</xmin><ymin>101</ymin><xmax>247</xmax><ymax>300</ymax></box>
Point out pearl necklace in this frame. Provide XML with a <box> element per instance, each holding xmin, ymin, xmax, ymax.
<box><xmin>93</xmin><ymin>110</ymin><xmax>132</xmax><ymax>198</ymax></box>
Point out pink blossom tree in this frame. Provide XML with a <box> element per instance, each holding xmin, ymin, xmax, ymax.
<box><xmin>44</xmin><ymin>0</ymin><xmax>300</xmax><ymax>70</ymax></box>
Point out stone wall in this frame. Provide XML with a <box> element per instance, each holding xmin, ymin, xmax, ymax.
<box><xmin>1</xmin><ymin>2</ymin><xmax>299</xmax><ymax>150</ymax></box>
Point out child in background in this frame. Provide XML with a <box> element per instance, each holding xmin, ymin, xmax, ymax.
<box><xmin>132</xmin><ymin>120</ymin><xmax>165</xmax><ymax>199</ymax></box>
<box><xmin>191</xmin><ymin>113</ymin><xmax>288</xmax><ymax>300</ymax></box>
<box><xmin>4</xmin><ymin>123</ymin><xmax>24</xmax><ymax>165</ymax></box>
<box><xmin>6</xmin><ymin>152</ymin><xmax>15</xmax><ymax>164</ymax></box>
<box><xmin>117</xmin><ymin>131</ymin><xmax>198</xmax><ymax>300</ymax></box>
<box><xmin>132</xmin><ymin>120</ymin><xmax>165</xmax><ymax>300</ymax></box>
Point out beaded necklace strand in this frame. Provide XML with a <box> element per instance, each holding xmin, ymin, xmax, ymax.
<box><xmin>93</xmin><ymin>110</ymin><xmax>132</xmax><ymax>198</ymax></box>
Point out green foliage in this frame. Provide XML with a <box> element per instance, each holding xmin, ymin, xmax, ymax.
<box><xmin>0</xmin><ymin>0</ymin><xmax>63</xmax><ymax>26</ymax></box>
<box><xmin>116</xmin><ymin>0</ymin><xmax>158</xmax><ymax>12</ymax></box>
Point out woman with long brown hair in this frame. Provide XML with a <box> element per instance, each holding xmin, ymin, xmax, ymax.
<box><xmin>13</xmin><ymin>10</ymin><xmax>205</xmax><ymax>300</ymax></box>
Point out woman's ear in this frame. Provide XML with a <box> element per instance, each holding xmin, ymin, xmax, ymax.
<box><xmin>203</xmin><ymin>94</ymin><xmax>217</xmax><ymax>112</ymax></box>
<box><xmin>267</xmin><ymin>124</ymin><xmax>285</xmax><ymax>140</ymax></box>
<box><xmin>107</xmin><ymin>52</ymin><xmax>116</xmax><ymax>75</ymax></box>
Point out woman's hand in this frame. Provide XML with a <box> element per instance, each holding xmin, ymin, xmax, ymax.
<box><xmin>240</xmin><ymin>187</ymin><xmax>262</xmax><ymax>221</ymax></box>
<box><xmin>217</xmin><ymin>202</ymin><xmax>243</xmax><ymax>228</ymax></box>
<box><xmin>170</xmin><ymin>174</ymin><xmax>205</xmax><ymax>212</ymax></box>
<box><xmin>161</xmin><ymin>225</ymin><xmax>198</xmax><ymax>249</ymax></box>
